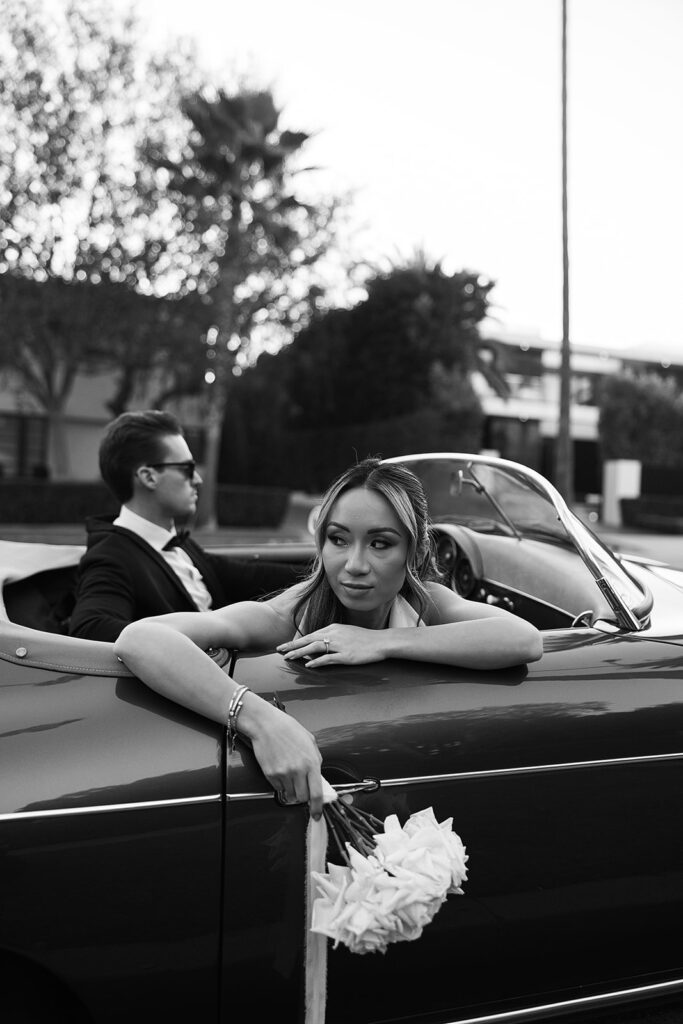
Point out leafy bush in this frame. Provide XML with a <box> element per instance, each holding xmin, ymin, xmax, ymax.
<box><xmin>0</xmin><ymin>483</ymin><xmax>117</xmax><ymax>523</ymax></box>
<box><xmin>621</xmin><ymin>497</ymin><xmax>683</xmax><ymax>532</ymax></box>
<box><xmin>598</xmin><ymin>371</ymin><xmax>683</xmax><ymax>464</ymax></box>
<box><xmin>223</xmin><ymin>261</ymin><xmax>498</xmax><ymax>489</ymax></box>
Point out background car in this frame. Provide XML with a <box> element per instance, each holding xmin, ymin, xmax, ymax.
<box><xmin>2</xmin><ymin>453</ymin><xmax>683</xmax><ymax>1024</ymax></box>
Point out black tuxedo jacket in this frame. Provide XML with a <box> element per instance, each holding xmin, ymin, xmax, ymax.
<box><xmin>68</xmin><ymin>516</ymin><xmax>299</xmax><ymax>642</ymax></box>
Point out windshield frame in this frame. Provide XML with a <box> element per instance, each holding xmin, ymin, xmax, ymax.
<box><xmin>384</xmin><ymin>452</ymin><xmax>651</xmax><ymax>631</ymax></box>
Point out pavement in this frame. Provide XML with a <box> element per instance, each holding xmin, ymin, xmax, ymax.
<box><xmin>595</xmin><ymin>528</ymin><xmax>683</xmax><ymax>568</ymax></box>
<box><xmin>3</xmin><ymin>516</ymin><xmax>683</xmax><ymax>568</ymax></box>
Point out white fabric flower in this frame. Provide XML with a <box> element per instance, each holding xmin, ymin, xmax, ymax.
<box><xmin>310</xmin><ymin>805</ymin><xmax>468</xmax><ymax>955</ymax></box>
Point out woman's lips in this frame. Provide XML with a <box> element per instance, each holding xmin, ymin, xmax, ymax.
<box><xmin>340</xmin><ymin>581</ymin><xmax>373</xmax><ymax>591</ymax></box>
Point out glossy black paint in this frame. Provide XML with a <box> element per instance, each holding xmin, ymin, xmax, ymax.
<box><xmin>224</xmin><ymin>618</ymin><xmax>683</xmax><ymax>1023</ymax></box>
<box><xmin>2</xmin><ymin>455</ymin><xmax>683</xmax><ymax>1022</ymax></box>
<box><xmin>0</xmin><ymin>658</ymin><xmax>224</xmax><ymax>1020</ymax></box>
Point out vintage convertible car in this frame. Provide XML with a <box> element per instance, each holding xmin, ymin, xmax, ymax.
<box><xmin>2</xmin><ymin>453</ymin><xmax>683</xmax><ymax>1024</ymax></box>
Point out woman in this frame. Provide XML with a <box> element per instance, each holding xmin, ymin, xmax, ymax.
<box><xmin>115</xmin><ymin>459</ymin><xmax>542</xmax><ymax>818</ymax></box>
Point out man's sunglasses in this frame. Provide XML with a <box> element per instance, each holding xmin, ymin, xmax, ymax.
<box><xmin>147</xmin><ymin>460</ymin><xmax>197</xmax><ymax>480</ymax></box>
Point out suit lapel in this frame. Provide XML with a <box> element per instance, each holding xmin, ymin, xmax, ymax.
<box><xmin>111</xmin><ymin>526</ymin><xmax>202</xmax><ymax>609</ymax></box>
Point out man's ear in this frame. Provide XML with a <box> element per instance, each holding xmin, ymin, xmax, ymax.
<box><xmin>135</xmin><ymin>466</ymin><xmax>158</xmax><ymax>491</ymax></box>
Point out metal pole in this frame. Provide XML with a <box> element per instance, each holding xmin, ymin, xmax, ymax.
<box><xmin>556</xmin><ymin>0</ymin><xmax>574</xmax><ymax>502</ymax></box>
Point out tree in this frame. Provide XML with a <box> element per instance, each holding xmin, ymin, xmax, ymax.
<box><xmin>0</xmin><ymin>273</ymin><xmax>107</xmax><ymax>473</ymax></box>
<box><xmin>598</xmin><ymin>371</ymin><xmax>683</xmax><ymax>465</ymax></box>
<box><xmin>0</xmin><ymin>272</ymin><xmax>213</xmax><ymax>471</ymax></box>
<box><xmin>231</xmin><ymin>257</ymin><xmax>503</xmax><ymax>488</ymax></box>
<box><xmin>0</xmin><ymin>0</ymin><xmax>207</xmax><ymax>472</ymax></box>
<box><xmin>146</xmin><ymin>87</ymin><xmax>343</xmax><ymax>523</ymax></box>
<box><xmin>338</xmin><ymin>257</ymin><xmax>506</xmax><ymax>423</ymax></box>
<box><xmin>279</xmin><ymin>257</ymin><xmax>503</xmax><ymax>429</ymax></box>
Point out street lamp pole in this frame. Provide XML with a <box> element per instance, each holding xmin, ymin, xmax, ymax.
<box><xmin>556</xmin><ymin>0</ymin><xmax>574</xmax><ymax>502</ymax></box>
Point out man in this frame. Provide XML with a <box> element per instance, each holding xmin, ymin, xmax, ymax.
<box><xmin>69</xmin><ymin>410</ymin><xmax>294</xmax><ymax>641</ymax></box>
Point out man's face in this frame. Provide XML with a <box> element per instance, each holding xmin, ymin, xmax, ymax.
<box><xmin>146</xmin><ymin>434</ymin><xmax>201</xmax><ymax>520</ymax></box>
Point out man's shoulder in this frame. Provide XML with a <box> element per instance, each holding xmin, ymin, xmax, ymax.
<box><xmin>81</xmin><ymin>520</ymin><xmax>159</xmax><ymax>562</ymax></box>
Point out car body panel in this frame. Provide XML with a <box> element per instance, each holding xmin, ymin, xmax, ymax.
<box><xmin>0</xmin><ymin>655</ymin><xmax>226</xmax><ymax>1019</ymax></box>
<box><xmin>2</xmin><ymin>800</ymin><xmax>222</xmax><ymax>1021</ymax></box>
<box><xmin>2</xmin><ymin>452</ymin><xmax>683</xmax><ymax>1022</ymax></box>
<box><xmin>226</xmin><ymin>630</ymin><xmax>683</xmax><ymax>1022</ymax></box>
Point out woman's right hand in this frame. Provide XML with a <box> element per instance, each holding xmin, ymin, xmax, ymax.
<box><xmin>237</xmin><ymin>693</ymin><xmax>324</xmax><ymax>820</ymax></box>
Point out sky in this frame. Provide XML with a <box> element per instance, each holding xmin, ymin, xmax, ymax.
<box><xmin>131</xmin><ymin>0</ymin><xmax>682</xmax><ymax>360</ymax></box>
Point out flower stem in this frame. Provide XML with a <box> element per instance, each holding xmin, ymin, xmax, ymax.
<box><xmin>341</xmin><ymin>801</ymin><xmax>384</xmax><ymax>834</ymax></box>
<box><xmin>323</xmin><ymin>805</ymin><xmax>351</xmax><ymax>865</ymax></box>
<box><xmin>324</xmin><ymin>800</ymin><xmax>378</xmax><ymax>857</ymax></box>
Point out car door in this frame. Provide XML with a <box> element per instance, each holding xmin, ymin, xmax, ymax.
<box><xmin>0</xmin><ymin>632</ymin><xmax>225</xmax><ymax>1022</ymax></box>
<box><xmin>224</xmin><ymin>630</ymin><xmax>683</xmax><ymax>1023</ymax></box>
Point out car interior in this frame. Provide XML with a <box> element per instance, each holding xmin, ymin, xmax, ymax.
<box><xmin>0</xmin><ymin>523</ymin><xmax>615</xmax><ymax>638</ymax></box>
<box><xmin>0</xmin><ymin>550</ymin><xmax>308</xmax><ymax>636</ymax></box>
<box><xmin>430</xmin><ymin>523</ymin><xmax>615</xmax><ymax>629</ymax></box>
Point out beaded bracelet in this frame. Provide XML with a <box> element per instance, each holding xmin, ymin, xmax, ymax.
<box><xmin>226</xmin><ymin>684</ymin><xmax>250</xmax><ymax>754</ymax></box>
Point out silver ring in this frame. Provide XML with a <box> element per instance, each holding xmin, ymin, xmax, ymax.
<box><xmin>323</xmin><ymin>638</ymin><xmax>330</xmax><ymax>654</ymax></box>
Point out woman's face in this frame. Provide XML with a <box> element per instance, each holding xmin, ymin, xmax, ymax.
<box><xmin>321</xmin><ymin>486</ymin><xmax>409</xmax><ymax>626</ymax></box>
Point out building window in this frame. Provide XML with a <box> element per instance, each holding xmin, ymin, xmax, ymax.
<box><xmin>571</xmin><ymin>374</ymin><xmax>598</xmax><ymax>406</ymax></box>
<box><xmin>483</xmin><ymin>416</ymin><xmax>542</xmax><ymax>470</ymax></box>
<box><xmin>0</xmin><ymin>414</ymin><xmax>48</xmax><ymax>478</ymax></box>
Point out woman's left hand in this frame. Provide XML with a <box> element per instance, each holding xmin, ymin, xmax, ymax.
<box><xmin>277</xmin><ymin>625</ymin><xmax>386</xmax><ymax>667</ymax></box>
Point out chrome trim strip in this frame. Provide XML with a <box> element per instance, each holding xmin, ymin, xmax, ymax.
<box><xmin>0</xmin><ymin>793</ymin><xmax>221</xmax><ymax>822</ymax></box>
<box><xmin>8</xmin><ymin>752</ymin><xmax>681</xmax><ymax>816</ymax></box>
<box><xmin>439</xmin><ymin>976</ymin><xmax>683</xmax><ymax>1023</ymax></box>
<box><xmin>375</xmin><ymin>750</ymin><xmax>683</xmax><ymax>789</ymax></box>
<box><xmin>227</xmin><ymin>750</ymin><xmax>683</xmax><ymax>801</ymax></box>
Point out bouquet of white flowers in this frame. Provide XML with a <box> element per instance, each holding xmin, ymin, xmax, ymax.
<box><xmin>310</xmin><ymin>799</ymin><xmax>468</xmax><ymax>955</ymax></box>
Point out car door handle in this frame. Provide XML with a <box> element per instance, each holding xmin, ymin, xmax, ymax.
<box><xmin>321</xmin><ymin>763</ymin><xmax>381</xmax><ymax>795</ymax></box>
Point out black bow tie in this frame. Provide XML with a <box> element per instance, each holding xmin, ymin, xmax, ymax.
<box><xmin>163</xmin><ymin>530</ymin><xmax>190</xmax><ymax>550</ymax></box>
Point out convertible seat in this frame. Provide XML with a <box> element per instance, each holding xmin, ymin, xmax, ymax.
<box><xmin>0</xmin><ymin>541</ymin><xmax>84</xmax><ymax>632</ymax></box>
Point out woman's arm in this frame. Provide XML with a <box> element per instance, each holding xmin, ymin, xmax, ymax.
<box><xmin>280</xmin><ymin>583</ymin><xmax>543</xmax><ymax>670</ymax></box>
<box><xmin>114</xmin><ymin>590</ymin><xmax>324</xmax><ymax>817</ymax></box>
<box><xmin>383</xmin><ymin>589</ymin><xmax>543</xmax><ymax>668</ymax></box>
<box><xmin>120</xmin><ymin>585</ymin><xmax>302</xmax><ymax>653</ymax></box>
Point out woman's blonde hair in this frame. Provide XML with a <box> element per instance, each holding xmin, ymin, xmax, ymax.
<box><xmin>292</xmin><ymin>458</ymin><xmax>437</xmax><ymax>633</ymax></box>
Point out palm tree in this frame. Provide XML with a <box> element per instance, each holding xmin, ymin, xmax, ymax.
<box><xmin>150</xmin><ymin>88</ymin><xmax>326</xmax><ymax>524</ymax></box>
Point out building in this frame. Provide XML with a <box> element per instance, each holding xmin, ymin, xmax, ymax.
<box><xmin>475</xmin><ymin>327</ymin><xmax>681</xmax><ymax>500</ymax></box>
<box><xmin>1</xmin><ymin>328</ymin><xmax>681</xmax><ymax>490</ymax></box>
<box><xmin>0</xmin><ymin>370</ymin><xmax>203</xmax><ymax>482</ymax></box>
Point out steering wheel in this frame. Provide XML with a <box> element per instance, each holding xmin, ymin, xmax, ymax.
<box><xmin>430</xmin><ymin>525</ymin><xmax>482</xmax><ymax>599</ymax></box>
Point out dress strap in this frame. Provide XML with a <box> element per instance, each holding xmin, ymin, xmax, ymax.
<box><xmin>388</xmin><ymin>595</ymin><xmax>424</xmax><ymax>628</ymax></box>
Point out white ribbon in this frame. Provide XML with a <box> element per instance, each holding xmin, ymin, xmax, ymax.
<box><xmin>304</xmin><ymin>777</ymin><xmax>337</xmax><ymax>1024</ymax></box>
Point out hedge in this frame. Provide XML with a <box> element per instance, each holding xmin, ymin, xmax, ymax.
<box><xmin>0</xmin><ymin>481</ymin><xmax>289</xmax><ymax>527</ymax></box>
<box><xmin>620</xmin><ymin>496</ymin><xmax>683</xmax><ymax>533</ymax></box>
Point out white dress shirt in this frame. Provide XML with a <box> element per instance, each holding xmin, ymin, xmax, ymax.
<box><xmin>114</xmin><ymin>506</ymin><xmax>213</xmax><ymax>612</ymax></box>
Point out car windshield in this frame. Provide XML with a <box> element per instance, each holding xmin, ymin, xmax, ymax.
<box><xmin>389</xmin><ymin>454</ymin><xmax>648</xmax><ymax>626</ymax></box>
<box><xmin>403</xmin><ymin>457</ymin><xmax>561</xmax><ymax>539</ymax></box>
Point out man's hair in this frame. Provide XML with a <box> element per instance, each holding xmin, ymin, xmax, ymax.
<box><xmin>99</xmin><ymin>410</ymin><xmax>184</xmax><ymax>503</ymax></box>
<box><xmin>292</xmin><ymin>457</ymin><xmax>437</xmax><ymax>633</ymax></box>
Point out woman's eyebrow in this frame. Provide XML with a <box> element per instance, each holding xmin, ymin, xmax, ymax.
<box><xmin>325</xmin><ymin>520</ymin><xmax>401</xmax><ymax>536</ymax></box>
<box><xmin>327</xmin><ymin>520</ymin><xmax>401</xmax><ymax>536</ymax></box>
